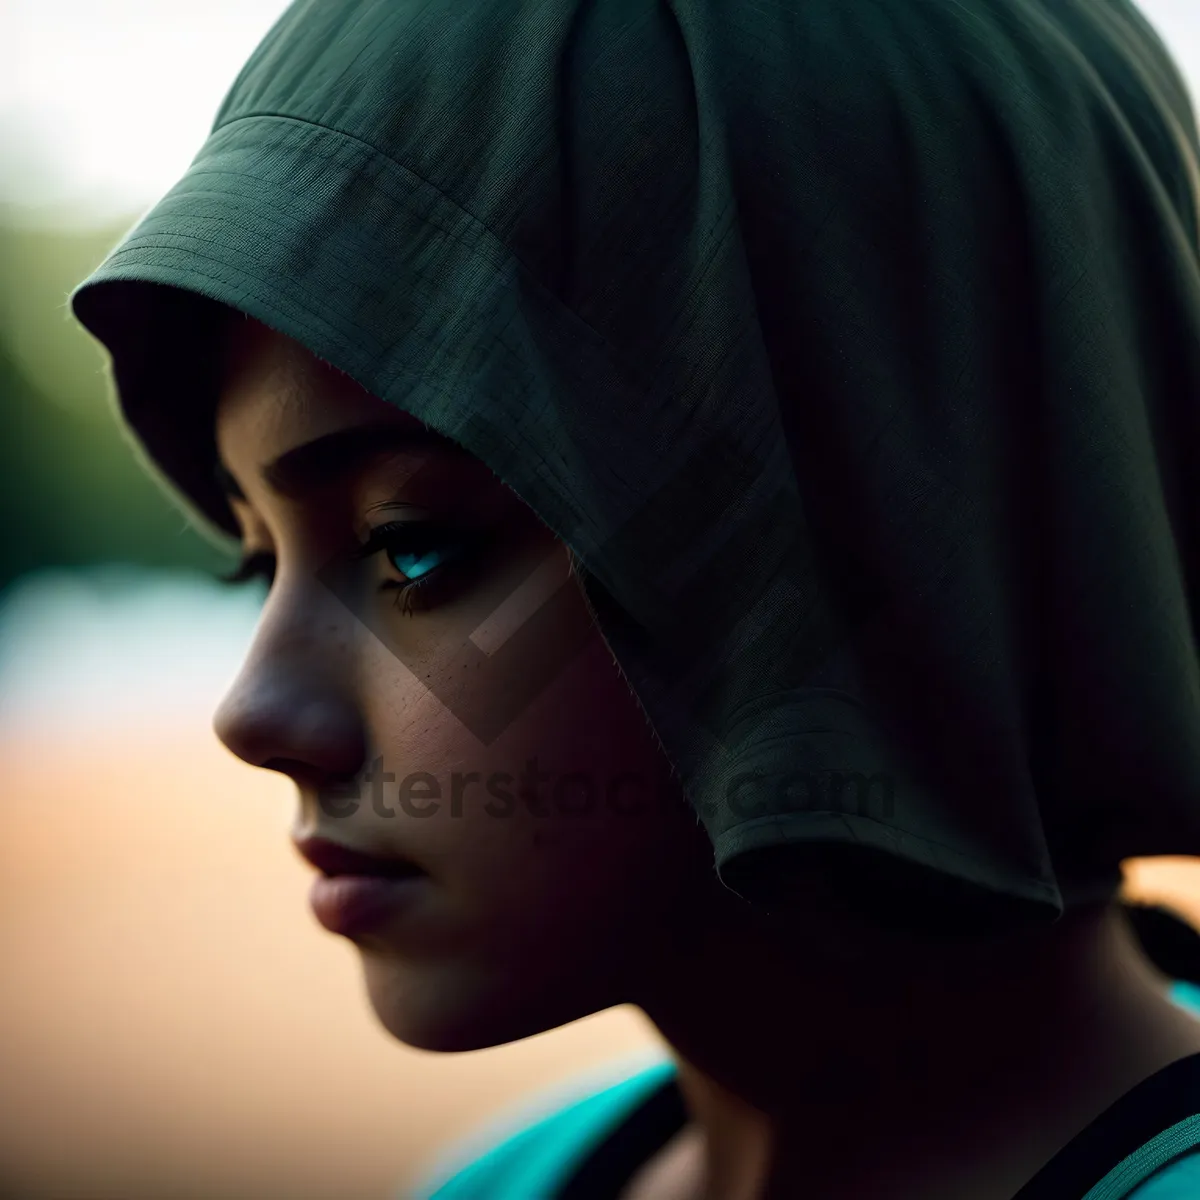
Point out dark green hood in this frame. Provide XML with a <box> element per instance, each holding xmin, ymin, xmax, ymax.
<box><xmin>69</xmin><ymin>0</ymin><xmax>1200</xmax><ymax>931</ymax></box>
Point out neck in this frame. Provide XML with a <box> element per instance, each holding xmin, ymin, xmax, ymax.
<box><xmin>635</xmin><ymin>891</ymin><xmax>1200</xmax><ymax>1200</ymax></box>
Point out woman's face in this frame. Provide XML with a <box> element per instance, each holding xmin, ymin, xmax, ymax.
<box><xmin>212</xmin><ymin>314</ymin><xmax>719</xmax><ymax>1051</ymax></box>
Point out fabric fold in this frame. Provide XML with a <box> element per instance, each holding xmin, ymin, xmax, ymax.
<box><xmin>69</xmin><ymin>0</ymin><xmax>1200</xmax><ymax>929</ymax></box>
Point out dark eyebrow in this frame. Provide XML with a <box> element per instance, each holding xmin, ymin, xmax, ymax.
<box><xmin>215</xmin><ymin>422</ymin><xmax>465</xmax><ymax>502</ymax></box>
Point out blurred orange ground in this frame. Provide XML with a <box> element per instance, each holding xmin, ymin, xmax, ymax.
<box><xmin>0</xmin><ymin>727</ymin><xmax>662</xmax><ymax>1200</ymax></box>
<box><xmin>0</xmin><ymin>724</ymin><xmax>1197</xmax><ymax>1200</ymax></box>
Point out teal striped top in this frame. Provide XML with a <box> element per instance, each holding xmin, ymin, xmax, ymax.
<box><xmin>411</xmin><ymin>985</ymin><xmax>1200</xmax><ymax>1199</ymax></box>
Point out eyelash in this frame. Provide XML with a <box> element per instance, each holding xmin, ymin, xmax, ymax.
<box><xmin>216</xmin><ymin>522</ymin><xmax>480</xmax><ymax>617</ymax></box>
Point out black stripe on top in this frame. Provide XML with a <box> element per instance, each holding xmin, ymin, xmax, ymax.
<box><xmin>551</xmin><ymin>1051</ymin><xmax>1200</xmax><ymax>1199</ymax></box>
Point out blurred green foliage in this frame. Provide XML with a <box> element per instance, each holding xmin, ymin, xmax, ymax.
<box><xmin>0</xmin><ymin>215</ymin><xmax>232</xmax><ymax>593</ymax></box>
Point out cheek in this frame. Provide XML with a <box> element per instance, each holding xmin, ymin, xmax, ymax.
<box><xmin>341</xmin><ymin>603</ymin><xmax>718</xmax><ymax>1050</ymax></box>
<box><xmin>356</xmin><ymin>621</ymin><xmax>710</xmax><ymax>937</ymax></box>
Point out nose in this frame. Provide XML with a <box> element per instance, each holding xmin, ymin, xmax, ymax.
<box><xmin>213</xmin><ymin>599</ymin><xmax>368</xmax><ymax>782</ymax></box>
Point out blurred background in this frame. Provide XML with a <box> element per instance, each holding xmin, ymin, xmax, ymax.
<box><xmin>3</xmin><ymin>1</ymin><xmax>1200</xmax><ymax>1197</ymax></box>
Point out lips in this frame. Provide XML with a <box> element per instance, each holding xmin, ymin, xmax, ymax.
<box><xmin>292</xmin><ymin>836</ymin><xmax>424</xmax><ymax>879</ymax></box>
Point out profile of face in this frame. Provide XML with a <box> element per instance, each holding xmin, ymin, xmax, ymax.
<box><xmin>212</xmin><ymin>314</ymin><xmax>722</xmax><ymax>1052</ymax></box>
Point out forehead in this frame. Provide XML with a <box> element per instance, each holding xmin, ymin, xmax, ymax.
<box><xmin>215</xmin><ymin>312</ymin><xmax>427</xmax><ymax>456</ymax></box>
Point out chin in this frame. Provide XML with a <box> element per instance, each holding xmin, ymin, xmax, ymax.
<box><xmin>357</xmin><ymin>950</ymin><xmax>613</xmax><ymax>1053</ymax></box>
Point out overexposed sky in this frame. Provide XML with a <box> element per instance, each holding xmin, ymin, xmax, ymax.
<box><xmin>1</xmin><ymin>0</ymin><xmax>1199</xmax><ymax>227</ymax></box>
<box><xmin>1142</xmin><ymin>1</ymin><xmax>1200</xmax><ymax>92</ymax></box>
<box><xmin>0</xmin><ymin>0</ymin><xmax>290</xmax><ymax>224</ymax></box>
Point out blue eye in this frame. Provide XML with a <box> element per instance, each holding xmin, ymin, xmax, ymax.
<box><xmin>216</xmin><ymin>523</ymin><xmax>483</xmax><ymax>617</ymax></box>
<box><xmin>389</xmin><ymin>544</ymin><xmax>455</xmax><ymax>580</ymax></box>
<box><xmin>353</xmin><ymin>520</ymin><xmax>479</xmax><ymax>616</ymax></box>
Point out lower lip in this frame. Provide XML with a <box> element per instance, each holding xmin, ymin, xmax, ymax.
<box><xmin>309</xmin><ymin>873</ymin><xmax>429</xmax><ymax>935</ymax></box>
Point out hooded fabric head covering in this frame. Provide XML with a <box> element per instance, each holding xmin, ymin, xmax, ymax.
<box><xmin>69</xmin><ymin>0</ymin><xmax>1200</xmax><ymax>935</ymax></box>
